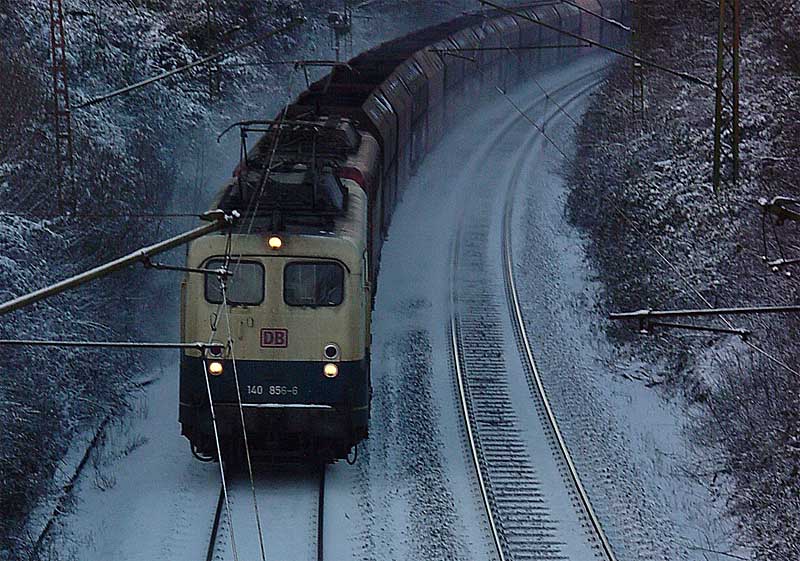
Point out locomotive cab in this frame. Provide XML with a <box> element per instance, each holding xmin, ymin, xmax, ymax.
<box><xmin>179</xmin><ymin>162</ymin><xmax>371</xmax><ymax>461</ymax></box>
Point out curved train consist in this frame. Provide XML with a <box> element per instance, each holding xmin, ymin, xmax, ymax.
<box><xmin>179</xmin><ymin>1</ymin><xmax>628</xmax><ymax>461</ymax></box>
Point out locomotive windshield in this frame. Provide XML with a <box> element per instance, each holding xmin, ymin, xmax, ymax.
<box><xmin>284</xmin><ymin>262</ymin><xmax>344</xmax><ymax>307</ymax></box>
<box><xmin>204</xmin><ymin>259</ymin><xmax>264</xmax><ymax>305</ymax></box>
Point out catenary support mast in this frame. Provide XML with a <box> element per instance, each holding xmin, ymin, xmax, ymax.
<box><xmin>630</xmin><ymin>0</ymin><xmax>645</xmax><ymax>117</ymax></box>
<box><xmin>48</xmin><ymin>0</ymin><xmax>75</xmax><ymax>210</ymax></box>
<box><xmin>712</xmin><ymin>0</ymin><xmax>741</xmax><ymax>193</ymax></box>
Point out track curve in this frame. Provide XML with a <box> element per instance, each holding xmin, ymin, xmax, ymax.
<box><xmin>449</xmin><ymin>68</ymin><xmax>615</xmax><ymax>561</ymax></box>
<box><xmin>500</xmin><ymin>99</ymin><xmax>618</xmax><ymax>561</ymax></box>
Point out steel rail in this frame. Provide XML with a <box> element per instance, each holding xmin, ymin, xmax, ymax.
<box><xmin>204</xmin><ymin>466</ymin><xmax>326</xmax><ymax>561</ymax></box>
<box><xmin>500</xmin><ymin>87</ymin><xmax>617</xmax><ymax>561</ymax></box>
<box><xmin>316</xmin><ymin>464</ymin><xmax>326</xmax><ymax>561</ymax></box>
<box><xmin>206</xmin><ymin>485</ymin><xmax>226</xmax><ymax>561</ymax></box>
<box><xmin>447</xmin><ymin>69</ymin><xmax>607</xmax><ymax>561</ymax></box>
<box><xmin>446</xmin><ymin>70</ymin><xmax>574</xmax><ymax>561</ymax></box>
<box><xmin>449</xmin><ymin>226</ymin><xmax>507</xmax><ymax>561</ymax></box>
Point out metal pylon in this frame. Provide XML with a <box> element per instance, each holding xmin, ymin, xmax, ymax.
<box><xmin>48</xmin><ymin>0</ymin><xmax>74</xmax><ymax>211</ymax></box>
<box><xmin>328</xmin><ymin>1</ymin><xmax>354</xmax><ymax>62</ymax></box>
<box><xmin>630</xmin><ymin>0</ymin><xmax>645</xmax><ymax>117</ymax></box>
<box><xmin>206</xmin><ymin>0</ymin><xmax>221</xmax><ymax>99</ymax></box>
<box><xmin>712</xmin><ymin>0</ymin><xmax>741</xmax><ymax>193</ymax></box>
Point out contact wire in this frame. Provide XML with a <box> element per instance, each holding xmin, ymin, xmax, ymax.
<box><xmin>202</xmin><ymin>248</ymin><xmax>241</xmax><ymax>559</ymax></box>
<box><xmin>222</xmin><ymin>69</ymin><xmax>299</xmax><ymax>326</ymax></box>
<box><xmin>477</xmin><ymin>11</ymin><xmax>581</xmax><ymax>130</ymax></box>
<box><xmin>244</xmin><ymin>68</ymin><xmax>299</xmax><ymax>236</ymax></box>
<box><xmin>221</xmin><ymin>274</ymin><xmax>268</xmax><ymax>561</ymax></box>
<box><xmin>201</xmin><ymin>356</ymin><xmax>240</xmax><ymax>561</ymax></box>
<box><xmin>504</xmin><ymin>75</ymin><xmax>799</xmax><ymax>377</ymax></box>
<box><xmin>610</xmin><ymin>206</ymin><xmax>800</xmax><ymax>377</ymax></box>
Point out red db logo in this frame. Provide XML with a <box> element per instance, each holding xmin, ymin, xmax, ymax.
<box><xmin>260</xmin><ymin>328</ymin><xmax>288</xmax><ymax>348</ymax></box>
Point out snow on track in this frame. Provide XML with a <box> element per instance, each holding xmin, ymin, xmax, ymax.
<box><xmin>364</xmin><ymin>54</ymin><xmax>618</xmax><ymax>560</ymax></box>
<box><xmin>508</xmin><ymin>74</ymin><xmax>744</xmax><ymax>560</ymax></box>
<box><xmin>208</xmin><ymin>468</ymin><xmax>322</xmax><ymax>561</ymax></box>
<box><xmin>449</xmin><ymin>71</ymin><xmax>610</xmax><ymax>561</ymax></box>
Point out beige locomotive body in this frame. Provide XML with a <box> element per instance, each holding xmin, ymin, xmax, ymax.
<box><xmin>179</xmin><ymin>180</ymin><xmax>372</xmax><ymax>458</ymax></box>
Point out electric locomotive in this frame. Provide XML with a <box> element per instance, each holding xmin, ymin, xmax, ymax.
<box><xmin>179</xmin><ymin>118</ymin><xmax>378</xmax><ymax>461</ymax></box>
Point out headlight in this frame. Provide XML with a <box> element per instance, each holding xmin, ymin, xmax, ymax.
<box><xmin>323</xmin><ymin>363</ymin><xmax>339</xmax><ymax>378</ymax></box>
<box><xmin>268</xmin><ymin>236</ymin><xmax>282</xmax><ymax>250</ymax></box>
<box><xmin>208</xmin><ymin>361</ymin><xmax>224</xmax><ymax>376</ymax></box>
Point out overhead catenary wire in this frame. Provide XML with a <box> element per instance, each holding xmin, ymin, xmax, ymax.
<box><xmin>207</xmin><ymin>66</ymin><xmax>301</xmax><ymax>341</ymax></box>
<box><xmin>204</xmin><ymin>70</ymin><xmax>303</xmax><ymax>336</ymax></box>
<box><xmin>0</xmin><ymin>340</ymin><xmax>223</xmax><ymax>350</ymax></box>
<box><xmin>198</xmin><ymin>245</ymin><xmax>250</xmax><ymax>561</ymax></box>
<box><xmin>475</xmin><ymin>8</ymin><xmax>583</xmax><ymax>130</ymax></box>
<box><xmin>191</xmin><ymin>244</ymin><xmax>248</xmax><ymax>560</ymax></box>
<box><xmin>220</xmin><ymin>235</ymin><xmax>268</xmax><ymax>561</ymax></box>
<box><xmin>216</xmin><ymin>65</ymin><xmax>300</xmax><ymax>270</ymax></box>
<box><xmin>429</xmin><ymin>44</ymin><xmax>594</xmax><ymax>52</ymax></box>
<box><xmin>189</xmin><ymin>70</ymin><xmax>299</xmax><ymax>545</ymax></box>
<box><xmin>0</xmin><ymin>210</ymin><xmax>237</xmax><ymax>317</ymax></box>
<box><xmin>142</xmin><ymin>259</ymin><xmax>231</xmax><ymax>277</ymax></box>
<box><xmin>643</xmin><ymin>320</ymin><xmax>750</xmax><ymax>337</ymax></box>
<box><xmin>0</xmin><ymin>212</ymin><xmax>205</xmax><ymax>220</ymax></box>
<box><xmin>501</xmin><ymin>69</ymin><xmax>800</xmax><ymax>378</ymax></box>
<box><xmin>497</xmin><ymin>87</ymin><xmax>572</xmax><ymax>159</ymax></box>
<box><xmin>243</xmin><ymin>68</ymin><xmax>301</xmax><ymax>234</ymax></box>
<box><xmin>220</xmin><ymin>59</ymin><xmax>348</xmax><ymax>68</ymax></box>
<box><xmin>200</xmin><ymin>354</ymin><xmax>241</xmax><ymax>561</ymax></box>
<box><xmin>74</xmin><ymin>17</ymin><xmax>305</xmax><ymax>110</ymax></box>
<box><xmin>609</xmin><ymin>203</ymin><xmax>800</xmax><ymax>377</ymax></box>
<box><xmin>198</xmin><ymin>65</ymin><xmax>318</xmax><ymax>558</ymax></box>
<box><xmin>190</xmin><ymin>73</ymin><xmax>306</xmax><ymax>557</ymax></box>
<box><xmin>196</xmin><ymin>55</ymin><xmax>335</xmax><ymax>560</ymax></box>
<box><xmin>478</xmin><ymin>0</ymin><xmax>713</xmax><ymax>88</ymax></box>
<box><xmin>560</xmin><ymin>0</ymin><xmax>631</xmax><ymax>32</ymax></box>
<box><xmin>191</xmin><ymin>76</ymin><xmax>305</xmax><ymax>538</ymax></box>
<box><xmin>610</xmin><ymin>304</ymin><xmax>800</xmax><ymax>319</ymax></box>
<box><xmin>436</xmin><ymin>50</ymin><xmax>477</xmax><ymax>62</ymax></box>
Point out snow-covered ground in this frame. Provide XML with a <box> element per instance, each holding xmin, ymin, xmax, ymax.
<box><xmin>509</xmin><ymin>79</ymin><xmax>747</xmax><ymax>561</ymax></box>
<box><xmin>40</xmin><ymin>51</ymin><xmax>745</xmax><ymax>561</ymax></box>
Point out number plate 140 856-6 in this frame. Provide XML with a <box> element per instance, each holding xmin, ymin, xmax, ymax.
<box><xmin>246</xmin><ymin>385</ymin><xmax>299</xmax><ymax>397</ymax></box>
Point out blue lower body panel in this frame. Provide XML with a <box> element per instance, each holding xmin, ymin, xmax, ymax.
<box><xmin>179</xmin><ymin>354</ymin><xmax>370</xmax><ymax>460</ymax></box>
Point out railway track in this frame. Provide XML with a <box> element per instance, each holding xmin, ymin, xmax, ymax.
<box><xmin>500</xmin><ymin>104</ymin><xmax>616</xmax><ymax>561</ymax></box>
<box><xmin>449</xmin><ymin>72</ymin><xmax>616</xmax><ymax>561</ymax></box>
<box><xmin>206</xmin><ymin>464</ymin><xmax>326</xmax><ymax>561</ymax></box>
